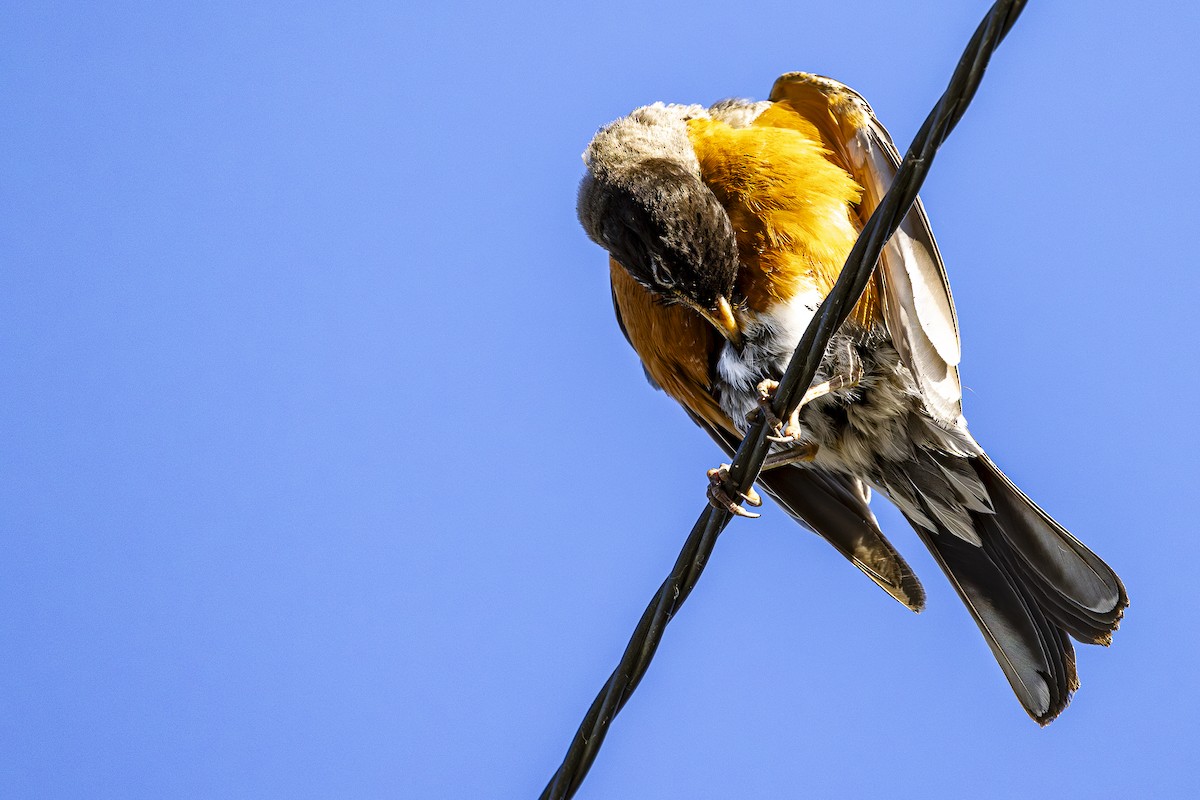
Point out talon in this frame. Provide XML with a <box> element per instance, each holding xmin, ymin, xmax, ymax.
<box><xmin>753</xmin><ymin>379</ymin><xmax>788</xmax><ymax>437</ymax></box>
<box><xmin>756</xmin><ymin>379</ymin><xmax>781</xmax><ymax>401</ymax></box>
<box><xmin>755</xmin><ymin>358</ymin><xmax>864</xmax><ymax>448</ymax></box>
<box><xmin>810</xmin><ymin>343</ymin><xmax>864</xmax><ymax>398</ymax></box>
<box><xmin>706</xmin><ymin>464</ymin><xmax>761</xmax><ymax>518</ymax></box>
<box><xmin>766</xmin><ymin>416</ymin><xmax>805</xmax><ymax>444</ymax></box>
<box><xmin>845</xmin><ymin>345</ymin><xmax>864</xmax><ymax>385</ymax></box>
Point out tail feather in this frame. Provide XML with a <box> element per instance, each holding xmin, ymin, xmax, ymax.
<box><xmin>979</xmin><ymin>517</ymin><xmax>1081</xmax><ymax>705</ymax></box>
<box><xmin>910</xmin><ymin>510</ymin><xmax>1070</xmax><ymax>723</ymax></box>
<box><xmin>975</xmin><ymin>513</ymin><xmax>1117</xmax><ymax>645</ymax></box>
<box><xmin>972</xmin><ymin>456</ymin><xmax>1128</xmax><ymax>621</ymax></box>
<box><xmin>898</xmin><ymin>453</ymin><xmax>1126</xmax><ymax>724</ymax></box>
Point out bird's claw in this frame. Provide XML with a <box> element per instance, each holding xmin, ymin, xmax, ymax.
<box><xmin>751</xmin><ymin>349</ymin><xmax>865</xmax><ymax>444</ymax></box>
<box><xmin>752</xmin><ymin>379</ymin><xmax>804</xmax><ymax>443</ymax></box>
<box><xmin>706</xmin><ymin>464</ymin><xmax>762</xmax><ymax>519</ymax></box>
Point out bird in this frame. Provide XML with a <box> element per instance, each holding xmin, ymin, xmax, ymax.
<box><xmin>576</xmin><ymin>72</ymin><xmax>1127</xmax><ymax>725</ymax></box>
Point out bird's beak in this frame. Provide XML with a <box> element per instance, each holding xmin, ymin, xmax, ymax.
<box><xmin>697</xmin><ymin>296</ymin><xmax>744</xmax><ymax>349</ymax></box>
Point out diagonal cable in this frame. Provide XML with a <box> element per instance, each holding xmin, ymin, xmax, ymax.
<box><xmin>543</xmin><ymin>2</ymin><xmax>1027</xmax><ymax>797</ymax></box>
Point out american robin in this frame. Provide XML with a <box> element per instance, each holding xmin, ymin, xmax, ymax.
<box><xmin>576</xmin><ymin>72</ymin><xmax>1126</xmax><ymax>724</ymax></box>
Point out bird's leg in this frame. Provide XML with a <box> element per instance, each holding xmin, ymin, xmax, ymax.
<box><xmin>762</xmin><ymin>442</ymin><xmax>820</xmax><ymax>469</ymax></box>
<box><xmin>706</xmin><ymin>464</ymin><xmax>763</xmax><ymax>519</ymax></box>
<box><xmin>709</xmin><ymin>345</ymin><xmax>862</xmax><ymax>518</ymax></box>
<box><xmin>751</xmin><ymin>343</ymin><xmax>864</xmax><ymax>445</ymax></box>
<box><xmin>706</xmin><ymin>443</ymin><xmax>824</xmax><ymax>517</ymax></box>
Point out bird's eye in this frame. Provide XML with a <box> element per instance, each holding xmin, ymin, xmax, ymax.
<box><xmin>649</xmin><ymin>253</ymin><xmax>676</xmax><ymax>289</ymax></box>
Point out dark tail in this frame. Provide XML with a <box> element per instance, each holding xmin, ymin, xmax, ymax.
<box><xmin>900</xmin><ymin>454</ymin><xmax>1127</xmax><ymax>724</ymax></box>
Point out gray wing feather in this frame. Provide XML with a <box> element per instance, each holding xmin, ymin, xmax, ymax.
<box><xmin>704</xmin><ymin>424</ymin><xmax>925</xmax><ymax>612</ymax></box>
<box><xmin>847</xmin><ymin>116</ymin><xmax>964</xmax><ymax>423</ymax></box>
<box><xmin>768</xmin><ymin>73</ymin><xmax>964</xmax><ymax>424</ymax></box>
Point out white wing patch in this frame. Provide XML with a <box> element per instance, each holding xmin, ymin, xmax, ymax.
<box><xmin>849</xmin><ymin>134</ymin><xmax>960</xmax><ymax>366</ymax></box>
<box><xmin>769</xmin><ymin>73</ymin><xmax>965</xmax><ymax>425</ymax></box>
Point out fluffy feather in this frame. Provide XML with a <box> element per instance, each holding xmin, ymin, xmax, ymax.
<box><xmin>583</xmin><ymin>73</ymin><xmax>1127</xmax><ymax>724</ymax></box>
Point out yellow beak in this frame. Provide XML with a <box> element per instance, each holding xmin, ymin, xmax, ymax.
<box><xmin>695</xmin><ymin>296</ymin><xmax>743</xmax><ymax>349</ymax></box>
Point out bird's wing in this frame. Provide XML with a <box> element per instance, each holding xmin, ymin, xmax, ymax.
<box><xmin>704</xmin><ymin>424</ymin><xmax>926</xmax><ymax>612</ymax></box>
<box><xmin>610</xmin><ymin>261</ymin><xmax>925</xmax><ymax>611</ymax></box>
<box><xmin>767</xmin><ymin>73</ymin><xmax>963</xmax><ymax>424</ymax></box>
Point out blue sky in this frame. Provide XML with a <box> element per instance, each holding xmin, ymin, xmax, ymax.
<box><xmin>4</xmin><ymin>2</ymin><xmax>1199</xmax><ymax>797</ymax></box>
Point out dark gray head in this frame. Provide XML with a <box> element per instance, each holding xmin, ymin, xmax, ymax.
<box><xmin>577</xmin><ymin>104</ymin><xmax>744</xmax><ymax>345</ymax></box>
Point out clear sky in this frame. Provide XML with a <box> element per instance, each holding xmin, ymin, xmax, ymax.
<box><xmin>4</xmin><ymin>2</ymin><xmax>1199</xmax><ymax>798</ymax></box>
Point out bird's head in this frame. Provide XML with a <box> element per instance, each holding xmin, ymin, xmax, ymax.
<box><xmin>577</xmin><ymin>104</ymin><xmax>745</xmax><ymax>348</ymax></box>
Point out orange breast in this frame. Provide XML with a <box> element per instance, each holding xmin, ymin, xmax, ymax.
<box><xmin>608</xmin><ymin>100</ymin><xmax>884</xmax><ymax>438</ymax></box>
<box><xmin>609</xmin><ymin>261</ymin><xmax>735</xmax><ymax>435</ymax></box>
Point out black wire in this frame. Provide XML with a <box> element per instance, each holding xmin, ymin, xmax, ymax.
<box><xmin>542</xmin><ymin>2</ymin><xmax>1027</xmax><ymax>797</ymax></box>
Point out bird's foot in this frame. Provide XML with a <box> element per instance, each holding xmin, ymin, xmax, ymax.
<box><xmin>750</xmin><ymin>348</ymin><xmax>864</xmax><ymax>444</ymax></box>
<box><xmin>706</xmin><ymin>464</ymin><xmax>762</xmax><ymax>519</ymax></box>
<box><xmin>762</xmin><ymin>442</ymin><xmax>820</xmax><ymax>470</ymax></box>
<box><xmin>749</xmin><ymin>379</ymin><xmax>803</xmax><ymax>443</ymax></box>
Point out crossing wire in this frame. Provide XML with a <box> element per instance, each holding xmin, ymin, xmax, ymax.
<box><xmin>542</xmin><ymin>2</ymin><xmax>1028</xmax><ymax>797</ymax></box>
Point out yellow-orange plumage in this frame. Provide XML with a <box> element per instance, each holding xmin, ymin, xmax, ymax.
<box><xmin>609</xmin><ymin>261</ymin><xmax>735</xmax><ymax>435</ymax></box>
<box><xmin>584</xmin><ymin>73</ymin><xmax>1127</xmax><ymax>727</ymax></box>
<box><xmin>685</xmin><ymin>108</ymin><xmax>881</xmax><ymax>327</ymax></box>
<box><xmin>611</xmin><ymin>99</ymin><xmax>885</xmax><ymax>435</ymax></box>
